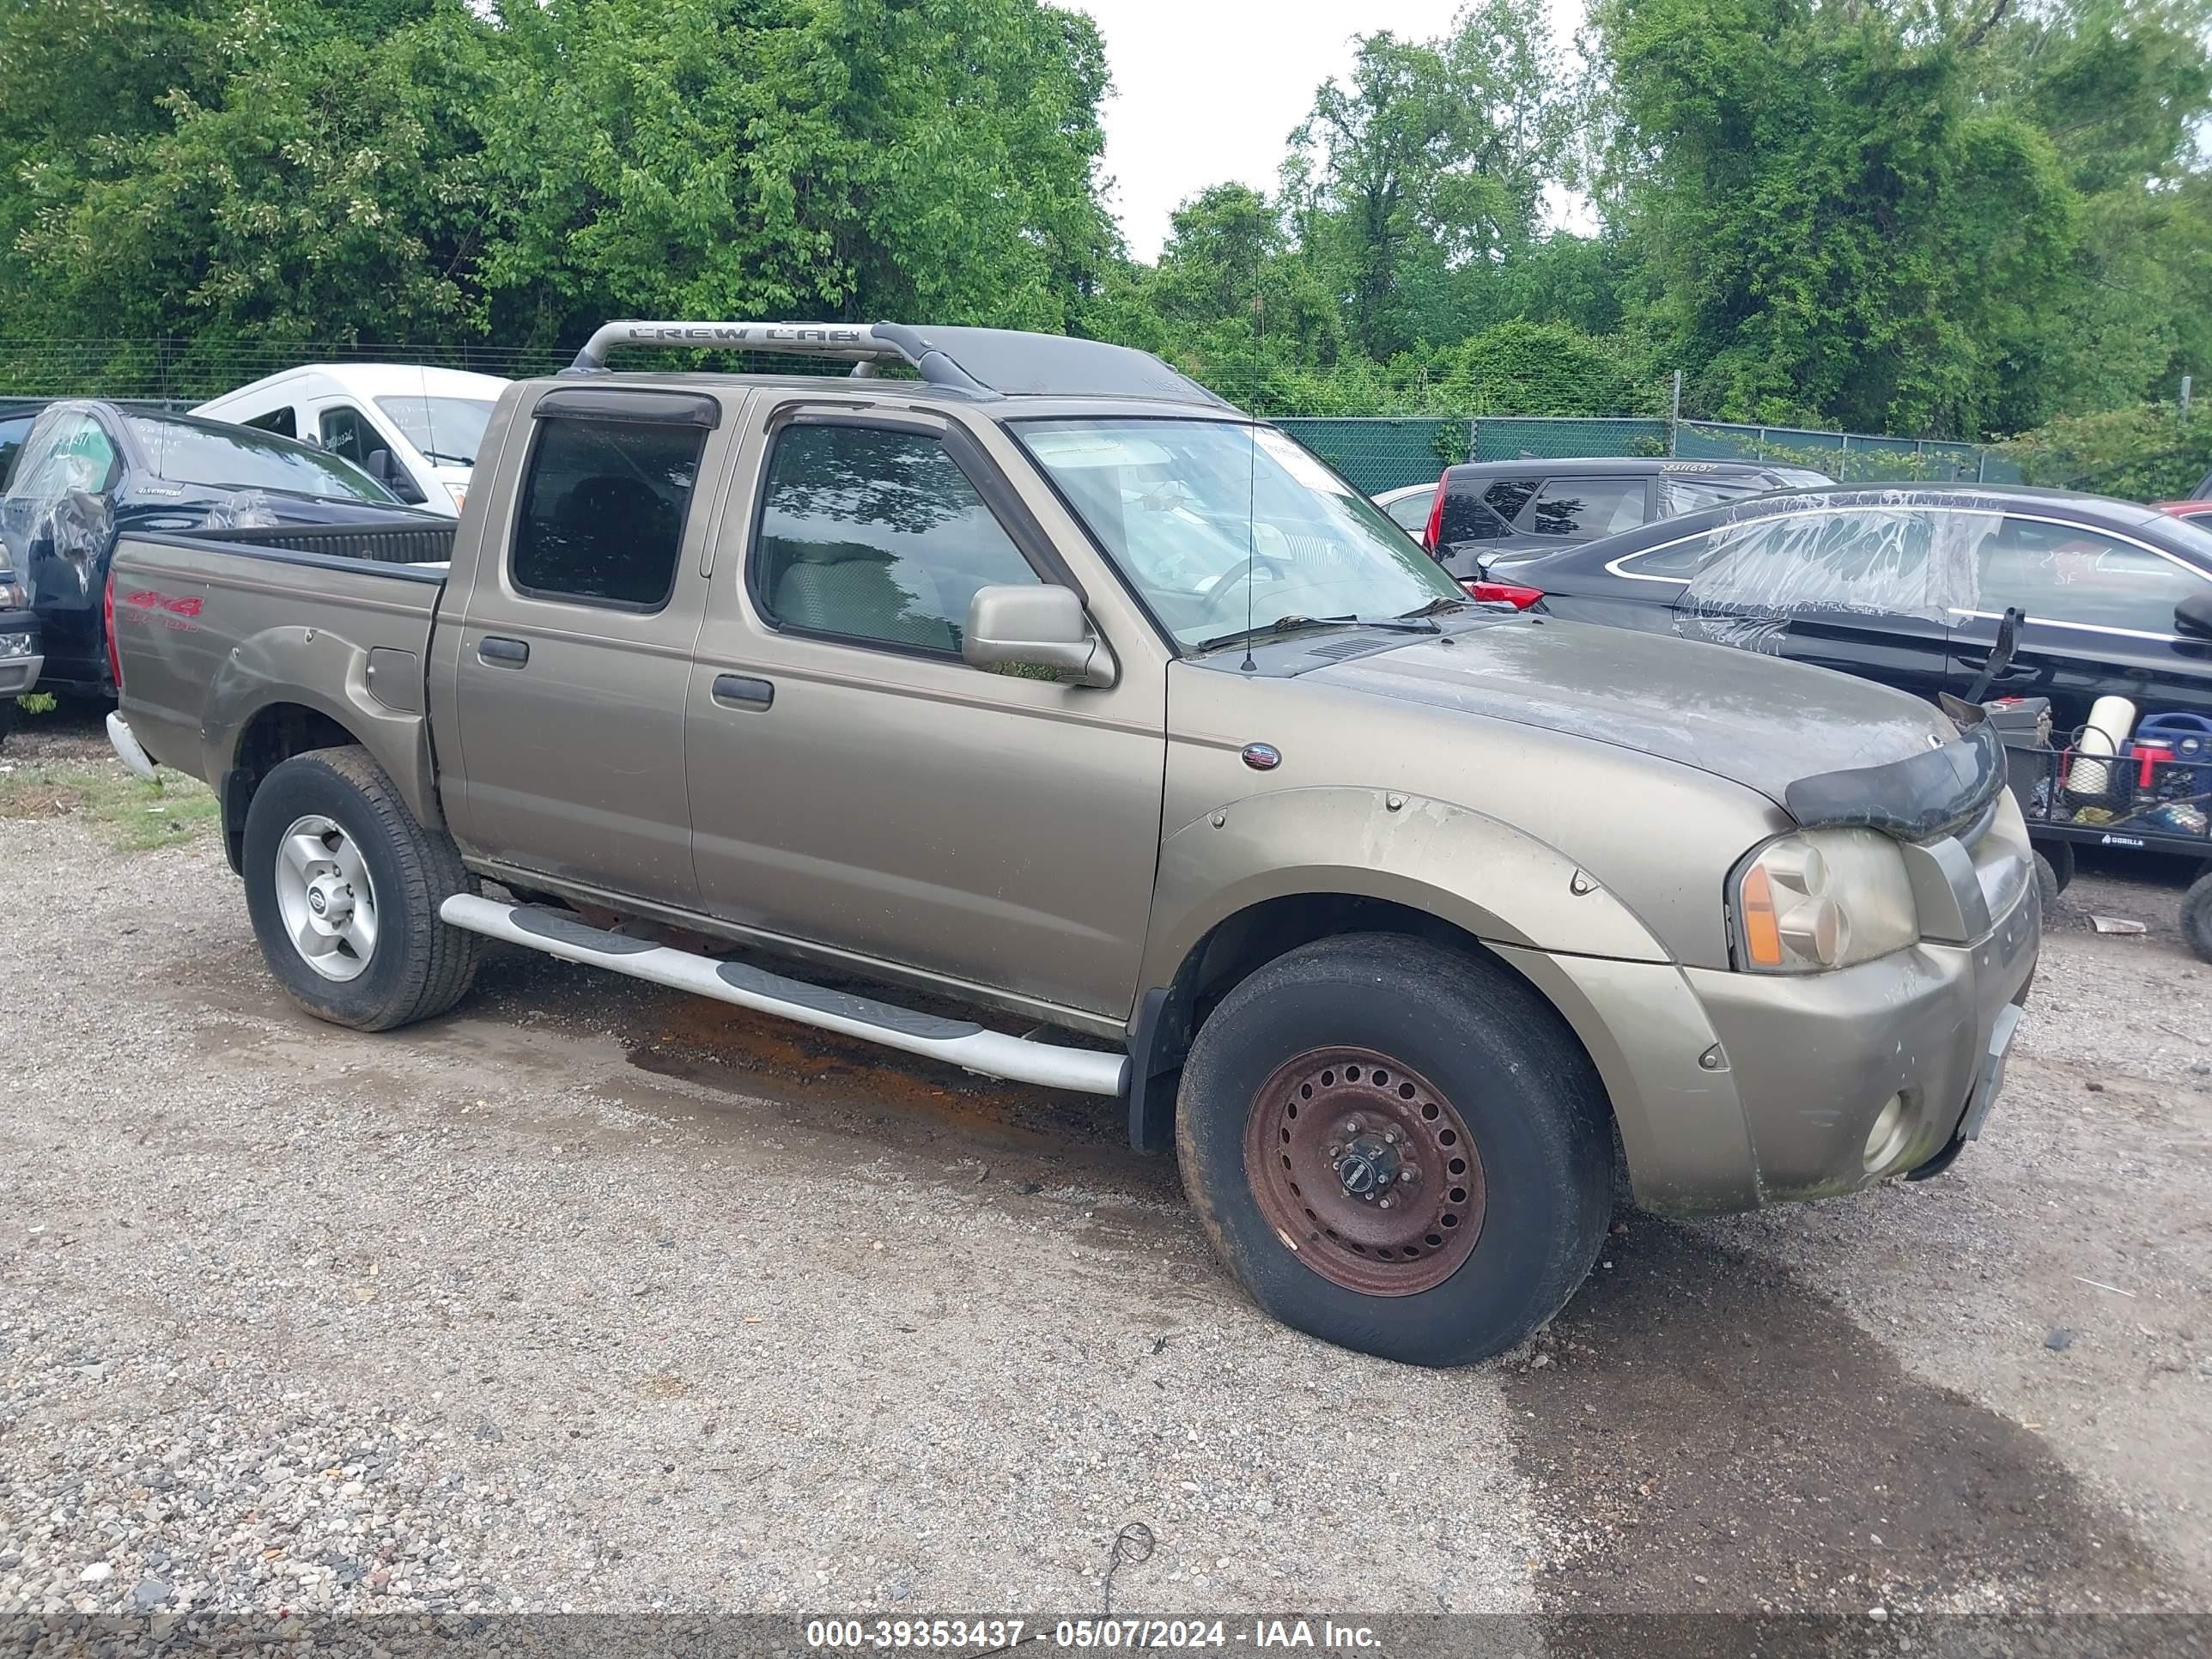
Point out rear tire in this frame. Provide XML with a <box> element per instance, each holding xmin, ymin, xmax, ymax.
<box><xmin>2036</xmin><ymin>838</ymin><xmax>2075</xmax><ymax>895</ymax></box>
<box><xmin>242</xmin><ymin>745</ymin><xmax>479</xmax><ymax>1030</ymax></box>
<box><xmin>2034</xmin><ymin>852</ymin><xmax>2062</xmax><ymax>919</ymax></box>
<box><xmin>2182</xmin><ymin>873</ymin><xmax>2212</xmax><ymax>965</ymax></box>
<box><xmin>1175</xmin><ymin>933</ymin><xmax>1613</xmax><ymax>1367</ymax></box>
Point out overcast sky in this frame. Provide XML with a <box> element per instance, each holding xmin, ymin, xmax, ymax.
<box><xmin>1078</xmin><ymin>0</ymin><xmax>1590</xmax><ymax>262</ymax></box>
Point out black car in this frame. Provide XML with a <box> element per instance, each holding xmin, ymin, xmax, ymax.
<box><xmin>1419</xmin><ymin>455</ymin><xmax>1834</xmax><ymax>574</ymax></box>
<box><xmin>0</xmin><ymin>400</ymin><xmax>430</xmax><ymax>695</ymax></box>
<box><xmin>1480</xmin><ymin>483</ymin><xmax>2212</xmax><ymax>741</ymax></box>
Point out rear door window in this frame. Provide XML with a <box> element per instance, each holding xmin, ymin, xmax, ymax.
<box><xmin>508</xmin><ymin>412</ymin><xmax>708</xmax><ymax>611</ymax></box>
<box><xmin>1528</xmin><ymin>477</ymin><xmax>1647</xmax><ymax>538</ymax></box>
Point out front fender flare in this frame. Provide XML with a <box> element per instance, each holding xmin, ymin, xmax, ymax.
<box><xmin>1139</xmin><ymin>785</ymin><xmax>1670</xmax><ymax>994</ymax></box>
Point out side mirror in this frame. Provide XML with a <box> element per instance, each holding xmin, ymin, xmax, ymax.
<box><xmin>962</xmin><ymin>585</ymin><xmax>1115</xmax><ymax>688</ymax></box>
<box><xmin>363</xmin><ymin>449</ymin><xmax>428</xmax><ymax>506</ymax></box>
<box><xmin>2177</xmin><ymin>590</ymin><xmax>2212</xmax><ymax>640</ymax></box>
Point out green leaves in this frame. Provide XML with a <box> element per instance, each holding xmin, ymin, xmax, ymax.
<box><xmin>3</xmin><ymin>0</ymin><xmax>1115</xmax><ymax>352</ymax></box>
<box><xmin>0</xmin><ymin>0</ymin><xmax>2204</xmax><ymax>453</ymax></box>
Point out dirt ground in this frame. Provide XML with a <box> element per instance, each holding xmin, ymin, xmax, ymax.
<box><xmin>3</xmin><ymin>709</ymin><xmax>2209</xmax><ymax>1634</ymax></box>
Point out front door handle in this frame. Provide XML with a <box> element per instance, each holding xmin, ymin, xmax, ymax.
<box><xmin>712</xmin><ymin>672</ymin><xmax>775</xmax><ymax>710</ymax></box>
<box><xmin>478</xmin><ymin>636</ymin><xmax>529</xmax><ymax>668</ymax></box>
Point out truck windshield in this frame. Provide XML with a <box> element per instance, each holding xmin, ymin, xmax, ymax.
<box><xmin>1017</xmin><ymin>418</ymin><xmax>1465</xmax><ymax>648</ymax></box>
<box><xmin>374</xmin><ymin>395</ymin><xmax>497</xmax><ymax>469</ymax></box>
<box><xmin>126</xmin><ymin>416</ymin><xmax>395</xmax><ymax>504</ymax></box>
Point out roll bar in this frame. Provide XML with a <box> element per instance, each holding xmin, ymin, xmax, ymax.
<box><xmin>563</xmin><ymin>320</ymin><xmax>987</xmax><ymax>394</ymax></box>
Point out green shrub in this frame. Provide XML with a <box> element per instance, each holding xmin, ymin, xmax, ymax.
<box><xmin>2002</xmin><ymin>404</ymin><xmax>2212</xmax><ymax>502</ymax></box>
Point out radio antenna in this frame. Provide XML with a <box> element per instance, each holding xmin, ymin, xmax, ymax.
<box><xmin>1239</xmin><ymin>422</ymin><xmax>1258</xmax><ymax>673</ymax></box>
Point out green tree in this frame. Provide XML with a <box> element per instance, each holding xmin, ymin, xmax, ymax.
<box><xmin>8</xmin><ymin>1</ymin><xmax>495</xmax><ymax>345</ymax></box>
<box><xmin>1284</xmin><ymin>0</ymin><xmax>1583</xmax><ymax>359</ymax></box>
<box><xmin>1595</xmin><ymin>0</ymin><xmax>2212</xmax><ymax>438</ymax></box>
<box><xmin>473</xmin><ymin>0</ymin><xmax>1117</xmax><ymax>349</ymax></box>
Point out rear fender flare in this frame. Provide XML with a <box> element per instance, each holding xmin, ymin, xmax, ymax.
<box><xmin>201</xmin><ymin>625</ymin><xmax>441</xmax><ymax>830</ymax></box>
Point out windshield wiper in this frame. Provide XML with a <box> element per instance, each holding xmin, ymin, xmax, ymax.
<box><xmin>1397</xmin><ymin>595</ymin><xmax>1475</xmax><ymax>619</ymax></box>
<box><xmin>1194</xmin><ymin>613</ymin><xmax>1438</xmax><ymax>653</ymax></box>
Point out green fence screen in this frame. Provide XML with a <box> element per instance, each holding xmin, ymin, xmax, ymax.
<box><xmin>1275</xmin><ymin>415</ymin><xmax>2014</xmax><ymax>495</ymax></box>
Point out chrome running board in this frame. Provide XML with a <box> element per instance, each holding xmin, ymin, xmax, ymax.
<box><xmin>438</xmin><ymin>893</ymin><xmax>1129</xmax><ymax>1097</ymax></box>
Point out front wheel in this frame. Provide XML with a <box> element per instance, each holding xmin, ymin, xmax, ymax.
<box><xmin>1175</xmin><ymin>933</ymin><xmax>1613</xmax><ymax>1367</ymax></box>
<box><xmin>242</xmin><ymin>745</ymin><xmax>479</xmax><ymax>1030</ymax></box>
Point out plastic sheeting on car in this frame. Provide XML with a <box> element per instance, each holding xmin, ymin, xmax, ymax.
<box><xmin>1673</xmin><ymin>495</ymin><xmax>2001</xmax><ymax>654</ymax></box>
<box><xmin>198</xmin><ymin>491</ymin><xmax>282</xmax><ymax>533</ymax></box>
<box><xmin>18</xmin><ymin>486</ymin><xmax>114</xmax><ymax>605</ymax></box>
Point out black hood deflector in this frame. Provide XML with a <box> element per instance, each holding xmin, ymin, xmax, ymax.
<box><xmin>1783</xmin><ymin>717</ymin><xmax>2006</xmax><ymax>842</ymax></box>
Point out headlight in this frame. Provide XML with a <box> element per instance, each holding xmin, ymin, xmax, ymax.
<box><xmin>0</xmin><ymin>580</ymin><xmax>27</xmax><ymax>610</ymax></box>
<box><xmin>1729</xmin><ymin>828</ymin><xmax>1918</xmax><ymax>972</ymax></box>
<box><xmin>0</xmin><ymin>631</ymin><xmax>33</xmax><ymax>659</ymax></box>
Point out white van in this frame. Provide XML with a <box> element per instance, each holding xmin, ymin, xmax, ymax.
<box><xmin>192</xmin><ymin>364</ymin><xmax>510</xmax><ymax>516</ymax></box>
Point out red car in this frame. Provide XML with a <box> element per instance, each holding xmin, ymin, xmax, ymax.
<box><xmin>2155</xmin><ymin>499</ymin><xmax>2212</xmax><ymax>522</ymax></box>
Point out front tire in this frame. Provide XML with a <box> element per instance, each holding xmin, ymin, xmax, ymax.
<box><xmin>1175</xmin><ymin>933</ymin><xmax>1613</xmax><ymax>1367</ymax></box>
<box><xmin>242</xmin><ymin>745</ymin><xmax>479</xmax><ymax>1030</ymax></box>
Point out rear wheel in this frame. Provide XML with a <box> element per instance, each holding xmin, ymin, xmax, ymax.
<box><xmin>242</xmin><ymin>745</ymin><xmax>479</xmax><ymax>1030</ymax></box>
<box><xmin>1175</xmin><ymin>933</ymin><xmax>1613</xmax><ymax>1367</ymax></box>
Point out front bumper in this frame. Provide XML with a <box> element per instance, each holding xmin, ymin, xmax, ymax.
<box><xmin>1499</xmin><ymin>869</ymin><xmax>2040</xmax><ymax>1216</ymax></box>
<box><xmin>1686</xmin><ymin>871</ymin><xmax>2039</xmax><ymax>1200</ymax></box>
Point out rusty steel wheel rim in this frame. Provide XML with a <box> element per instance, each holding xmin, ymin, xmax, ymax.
<box><xmin>1243</xmin><ymin>1047</ymin><xmax>1487</xmax><ymax>1297</ymax></box>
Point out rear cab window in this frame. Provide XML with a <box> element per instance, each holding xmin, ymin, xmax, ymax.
<box><xmin>509</xmin><ymin>398</ymin><xmax>712</xmax><ymax>611</ymax></box>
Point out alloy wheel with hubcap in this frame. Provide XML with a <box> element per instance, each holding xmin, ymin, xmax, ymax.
<box><xmin>1243</xmin><ymin>1046</ymin><xmax>1487</xmax><ymax>1297</ymax></box>
<box><xmin>271</xmin><ymin>813</ymin><xmax>380</xmax><ymax>981</ymax></box>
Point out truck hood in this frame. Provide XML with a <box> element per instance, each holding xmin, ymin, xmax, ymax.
<box><xmin>1307</xmin><ymin>617</ymin><xmax>1961</xmax><ymax>814</ymax></box>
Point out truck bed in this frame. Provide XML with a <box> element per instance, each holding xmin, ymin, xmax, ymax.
<box><xmin>110</xmin><ymin>520</ymin><xmax>452</xmax><ymax>830</ymax></box>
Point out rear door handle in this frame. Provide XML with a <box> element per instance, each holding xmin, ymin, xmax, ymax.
<box><xmin>712</xmin><ymin>672</ymin><xmax>775</xmax><ymax>710</ymax></box>
<box><xmin>478</xmin><ymin>636</ymin><xmax>529</xmax><ymax>667</ymax></box>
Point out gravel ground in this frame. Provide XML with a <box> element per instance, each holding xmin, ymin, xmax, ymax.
<box><xmin>2</xmin><ymin>736</ymin><xmax>2209</xmax><ymax>1633</ymax></box>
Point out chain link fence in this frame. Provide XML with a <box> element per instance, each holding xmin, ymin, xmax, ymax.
<box><xmin>0</xmin><ymin>337</ymin><xmax>2016</xmax><ymax>494</ymax></box>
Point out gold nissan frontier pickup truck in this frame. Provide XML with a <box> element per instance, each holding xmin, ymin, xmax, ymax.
<box><xmin>106</xmin><ymin>321</ymin><xmax>2038</xmax><ymax>1365</ymax></box>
